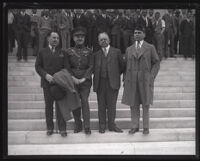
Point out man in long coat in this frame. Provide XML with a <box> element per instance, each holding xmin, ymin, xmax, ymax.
<box><xmin>122</xmin><ymin>25</ymin><xmax>160</xmax><ymax>135</ymax></box>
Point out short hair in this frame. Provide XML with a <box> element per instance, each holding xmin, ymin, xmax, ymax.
<box><xmin>47</xmin><ymin>31</ymin><xmax>59</xmax><ymax>38</ymax></box>
<box><xmin>134</xmin><ymin>24</ymin><xmax>146</xmax><ymax>33</ymax></box>
<box><xmin>98</xmin><ymin>32</ymin><xmax>110</xmax><ymax>40</ymax></box>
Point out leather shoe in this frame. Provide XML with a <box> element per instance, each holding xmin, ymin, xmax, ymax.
<box><xmin>60</xmin><ymin>131</ymin><xmax>67</xmax><ymax>137</ymax></box>
<box><xmin>74</xmin><ymin>127</ymin><xmax>82</xmax><ymax>133</ymax></box>
<box><xmin>128</xmin><ymin>128</ymin><xmax>139</xmax><ymax>134</ymax></box>
<box><xmin>99</xmin><ymin>129</ymin><xmax>105</xmax><ymax>133</ymax></box>
<box><xmin>143</xmin><ymin>128</ymin><xmax>149</xmax><ymax>134</ymax></box>
<box><xmin>46</xmin><ymin>130</ymin><xmax>53</xmax><ymax>136</ymax></box>
<box><xmin>85</xmin><ymin>128</ymin><xmax>91</xmax><ymax>135</ymax></box>
<box><xmin>109</xmin><ymin>126</ymin><xmax>123</xmax><ymax>133</ymax></box>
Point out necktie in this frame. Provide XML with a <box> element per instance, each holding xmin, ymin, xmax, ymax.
<box><xmin>52</xmin><ymin>47</ymin><xmax>55</xmax><ymax>53</ymax></box>
<box><xmin>136</xmin><ymin>41</ymin><xmax>140</xmax><ymax>50</ymax></box>
<box><xmin>103</xmin><ymin>47</ymin><xmax>107</xmax><ymax>57</ymax></box>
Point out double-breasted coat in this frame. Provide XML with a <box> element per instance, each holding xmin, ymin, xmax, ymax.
<box><xmin>122</xmin><ymin>41</ymin><xmax>160</xmax><ymax>106</ymax></box>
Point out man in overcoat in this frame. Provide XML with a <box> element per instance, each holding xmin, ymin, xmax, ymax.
<box><xmin>93</xmin><ymin>32</ymin><xmax>124</xmax><ymax>133</ymax></box>
<box><xmin>122</xmin><ymin>25</ymin><xmax>160</xmax><ymax>134</ymax></box>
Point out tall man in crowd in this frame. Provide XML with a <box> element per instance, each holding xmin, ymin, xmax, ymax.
<box><xmin>35</xmin><ymin>31</ymin><xmax>67</xmax><ymax>137</ymax></box>
<box><xmin>153</xmin><ymin>12</ymin><xmax>165</xmax><ymax>61</ymax></box>
<box><xmin>65</xmin><ymin>27</ymin><xmax>93</xmax><ymax>135</ymax></box>
<box><xmin>162</xmin><ymin>9</ymin><xmax>177</xmax><ymax>58</ymax></box>
<box><xmin>122</xmin><ymin>25</ymin><xmax>160</xmax><ymax>135</ymax></box>
<box><xmin>93</xmin><ymin>32</ymin><xmax>124</xmax><ymax>133</ymax></box>
<box><xmin>14</xmin><ymin>9</ymin><xmax>31</xmax><ymax>61</ymax></box>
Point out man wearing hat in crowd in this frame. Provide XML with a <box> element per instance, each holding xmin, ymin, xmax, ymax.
<box><xmin>35</xmin><ymin>31</ymin><xmax>67</xmax><ymax>137</ymax></box>
<box><xmin>65</xmin><ymin>26</ymin><xmax>93</xmax><ymax>135</ymax></box>
<box><xmin>122</xmin><ymin>25</ymin><xmax>160</xmax><ymax>135</ymax></box>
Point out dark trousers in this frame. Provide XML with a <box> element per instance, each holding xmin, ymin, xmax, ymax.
<box><xmin>8</xmin><ymin>24</ymin><xmax>15</xmax><ymax>53</ymax></box>
<box><xmin>97</xmin><ymin>77</ymin><xmax>119</xmax><ymax>130</ymax></box>
<box><xmin>15</xmin><ymin>30</ymin><xmax>29</xmax><ymax>60</ymax></box>
<box><xmin>43</xmin><ymin>88</ymin><xmax>66</xmax><ymax>132</ymax></box>
<box><xmin>182</xmin><ymin>35</ymin><xmax>193</xmax><ymax>58</ymax></box>
<box><xmin>164</xmin><ymin>30</ymin><xmax>175</xmax><ymax>57</ymax></box>
<box><xmin>72</xmin><ymin>80</ymin><xmax>91</xmax><ymax>129</ymax></box>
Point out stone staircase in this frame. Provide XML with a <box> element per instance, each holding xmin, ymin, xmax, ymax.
<box><xmin>7</xmin><ymin>56</ymin><xmax>196</xmax><ymax>155</ymax></box>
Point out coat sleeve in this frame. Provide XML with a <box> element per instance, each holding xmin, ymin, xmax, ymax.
<box><xmin>83</xmin><ymin>50</ymin><xmax>94</xmax><ymax>80</ymax></box>
<box><xmin>122</xmin><ymin>48</ymin><xmax>128</xmax><ymax>82</ymax></box>
<box><xmin>35</xmin><ymin>50</ymin><xmax>48</xmax><ymax>79</ymax></box>
<box><xmin>150</xmin><ymin>45</ymin><xmax>160</xmax><ymax>79</ymax></box>
<box><xmin>63</xmin><ymin>50</ymin><xmax>73</xmax><ymax>75</ymax></box>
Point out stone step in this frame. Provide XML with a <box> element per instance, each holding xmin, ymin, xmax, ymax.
<box><xmin>8</xmin><ymin>93</ymin><xmax>195</xmax><ymax>101</ymax></box>
<box><xmin>8</xmin><ymin>65</ymin><xmax>195</xmax><ymax>72</ymax></box>
<box><xmin>8</xmin><ymin>100</ymin><xmax>195</xmax><ymax>109</ymax></box>
<box><xmin>7</xmin><ymin>81</ymin><xmax>195</xmax><ymax>87</ymax></box>
<box><xmin>7</xmin><ymin>75</ymin><xmax>195</xmax><ymax>82</ymax></box>
<box><xmin>8</xmin><ymin>108</ymin><xmax>195</xmax><ymax>119</ymax></box>
<box><xmin>8</xmin><ymin>70</ymin><xmax>195</xmax><ymax>76</ymax></box>
<box><xmin>8</xmin><ymin>117</ymin><xmax>195</xmax><ymax>131</ymax></box>
<box><xmin>8</xmin><ymin>86</ymin><xmax>195</xmax><ymax>94</ymax></box>
<box><xmin>8</xmin><ymin>128</ymin><xmax>195</xmax><ymax>145</ymax></box>
<box><xmin>8</xmin><ymin>141</ymin><xmax>195</xmax><ymax>155</ymax></box>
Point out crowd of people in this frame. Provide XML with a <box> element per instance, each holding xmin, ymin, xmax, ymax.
<box><xmin>8</xmin><ymin>9</ymin><xmax>195</xmax><ymax>61</ymax></box>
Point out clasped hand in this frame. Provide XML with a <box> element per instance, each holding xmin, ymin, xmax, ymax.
<box><xmin>72</xmin><ymin>76</ymin><xmax>86</xmax><ymax>85</ymax></box>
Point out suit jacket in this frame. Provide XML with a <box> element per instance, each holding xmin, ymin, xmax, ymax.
<box><xmin>122</xmin><ymin>41</ymin><xmax>160</xmax><ymax>106</ymax></box>
<box><xmin>14</xmin><ymin>13</ymin><xmax>31</xmax><ymax>32</ymax></box>
<box><xmin>96</xmin><ymin>15</ymin><xmax>111</xmax><ymax>34</ymax></box>
<box><xmin>35</xmin><ymin>47</ymin><xmax>65</xmax><ymax>88</ymax></box>
<box><xmin>93</xmin><ymin>46</ymin><xmax>124</xmax><ymax>92</ymax></box>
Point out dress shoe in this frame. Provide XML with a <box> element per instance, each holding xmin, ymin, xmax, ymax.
<box><xmin>74</xmin><ymin>127</ymin><xmax>82</xmax><ymax>133</ymax></box>
<box><xmin>46</xmin><ymin>130</ymin><xmax>53</xmax><ymax>136</ymax></box>
<box><xmin>143</xmin><ymin>128</ymin><xmax>149</xmax><ymax>134</ymax></box>
<box><xmin>60</xmin><ymin>131</ymin><xmax>67</xmax><ymax>137</ymax></box>
<box><xmin>85</xmin><ymin>128</ymin><xmax>91</xmax><ymax>135</ymax></box>
<box><xmin>99</xmin><ymin>129</ymin><xmax>105</xmax><ymax>133</ymax></box>
<box><xmin>109</xmin><ymin>126</ymin><xmax>123</xmax><ymax>133</ymax></box>
<box><xmin>128</xmin><ymin>128</ymin><xmax>139</xmax><ymax>134</ymax></box>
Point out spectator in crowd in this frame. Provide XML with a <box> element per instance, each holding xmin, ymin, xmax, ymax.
<box><xmin>65</xmin><ymin>27</ymin><xmax>93</xmax><ymax>135</ymax></box>
<box><xmin>137</xmin><ymin>9</ymin><xmax>154</xmax><ymax>44</ymax></box>
<box><xmin>122</xmin><ymin>25</ymin><xmax>160</xmax><ymax>135</ymax></box>
<box><xmin>122</xmin><ymin>10</ymin><xmax>135</xmax><ymax>53</ymax></box>
<box><xmin>14</xmin><ymin>9</ymin><xmax>31</xmax><ymax>61</ymax></box>
<box><xmin>93</xmin><ymin>32</ymin><xmax>124</xmax><ymax>133</ymax></box>
<box><xmin>148</xmin><ymin>9</ymin><xmax>155</xmax><ymax>24</ymax></box>
<box><xmin>30</xmin><ymin>9</ymin><xmax>40</xmax><ymax>56</ymax></box>
<box><xmin>180</xmin><ymin>10</ymin><xmax>194</xmax><ymax>59</ymax></box>
<box><xmin>110</xmin><ymin>10</ymin><xmax>123</xmax><ymax>49</ymax></box>
<box><xmin>162</xmin><ymin>9</ymin><xmax>177</xmax><ymax>58</ymax></box>
<box><xmin>38</xmin><ymin>10</ymin><xmax>54</xmax><ymax>51</ymax></box>
<box><xmin>57</xmin><ymin>9</ymin><xmax>73</xmax><ymax>51</ymax></box>
<box><xmin>8</xmin><ymin>10</ymin><xmax>15</xmax><ymax>53</ymax></box>
<box><xmin>35</xmin><ymin>31</ymin><xmax>67</xmax><ymax>137</ymax></box>
<box><xmin>174</xmin><ymin>9</ymin><xmax>182</xmax><ymax>55</ymax></box>
<box><xmin>153</xmin><ymin>11</ymin><xmax>165</xmax><ymax>61</ymax></box>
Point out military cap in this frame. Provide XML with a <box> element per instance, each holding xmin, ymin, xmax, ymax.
<box><xmin>72</xmin><ymin>26</ymin><xmax>86</xmax><ymax>36</ymax></box>
<box><xmin>50</xmin><ymin>84</ymin><xmax>66</xmax><ymax>101</ymax></box>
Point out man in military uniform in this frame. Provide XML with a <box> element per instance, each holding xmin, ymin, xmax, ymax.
<box><xmin>65</xmin><ymin>27</ymin><xmax>93</xmax><ymax>135</ymax></box>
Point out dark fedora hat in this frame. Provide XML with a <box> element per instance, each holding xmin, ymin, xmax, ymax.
<box><xmin>50</xmin><ymin>84</ymin><xmax>66</xmax><ymax>101</ymax></box>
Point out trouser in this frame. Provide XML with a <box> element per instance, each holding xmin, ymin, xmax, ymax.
<box><xmin>123</xmin><ymin>30</ymin><xmax>133</xmax><ymax>52</ymax></box>
<box><xmin>182</xmin><ymin>35</ymin><xmax>193</xmax><ymax>58</ymax></box>
<box><xmin>39</xmin><ymin>29</ymin><xmax>51</xmax><ymax>51</ymax></box>
<box><xmin>31</xmin><ymin>32</ymin><xmax>39</xmax><ymax>56</ymax></box>
<box><xmin>174</xmin><ymin>33</ymin><xmax>179</xmax><ymax>55</ymax></box>
<box><xmin>96</xmin><ymin>77</ymin><xmax>119</xmax><ymax>130</ymax></box>
<box><xmin>111</xmin><ymin>34</ymin><xmax>121</xmax><ymax>49</ymax></box>
<box><xmin>15</xmin><ymin>30</ymin><xmax>29</xmax><ymax>60</ymax></box>
<box><xmin>164</xmin><ymin>30</ymin><xmax>175</xmax><ymax>57</ymax></box>
<box><xmin>60</xmin><ymin>29</ymin><xmax>70</xmax><ymax>50</ymax></box>
<box><xmin>154</xmin><ymin>33</ymin><xmax>164</xmax><ymax>61</ymax></box>
<box><xmin>43</xmin><ymin>88</ymin><xmax>66</xmax><ymax>132</ymax></box>
<box><xmin>8</xmin><ymin>24</ymin><xmax>15</xmax><ymax>53</ymax></box>
<box><xmin>72</xmin><ymin>80</ymin><xmax>91</xmax><ymax>129</ymax></box>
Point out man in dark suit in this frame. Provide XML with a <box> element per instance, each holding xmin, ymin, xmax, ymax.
<box><xmin>93</xmin><ymin>32</ymin><xmax>124</xmax><ymax>133</ymax></box>
<box><xmin>137</xmin><ymin>9</ymin><xmax>154</xmax><ymax>44</ymax></box>
<box><xmin>35</xmin><ymin>31</ymin><xmax>67</xmax><ymax>137</ymax></box>
<box><xmin>14</xmin><ymin>9</ymin><xmax>31</xmax><ymax>61</ymax></box>
<box><xmin>122</xmin><ymin>25</ymin><xmax>160</xmax><ymax>135</ymax></box>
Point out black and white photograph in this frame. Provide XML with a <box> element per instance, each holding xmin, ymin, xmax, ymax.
<box><xmin>2</xmin><ymin>1</ymin><xmax>199</xmax><ymax>157</ymax></box>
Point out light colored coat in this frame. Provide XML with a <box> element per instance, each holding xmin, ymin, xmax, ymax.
<box><xmin>122</xmin><ymin>41</ymin><xmax>160</xmax><ymax>106</ymax></box>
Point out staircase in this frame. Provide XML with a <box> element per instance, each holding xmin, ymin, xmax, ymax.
<box><xmin>8</xmin><ymin>56</ymin><xmax>196</xmax><ymax>155</ymax></box>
